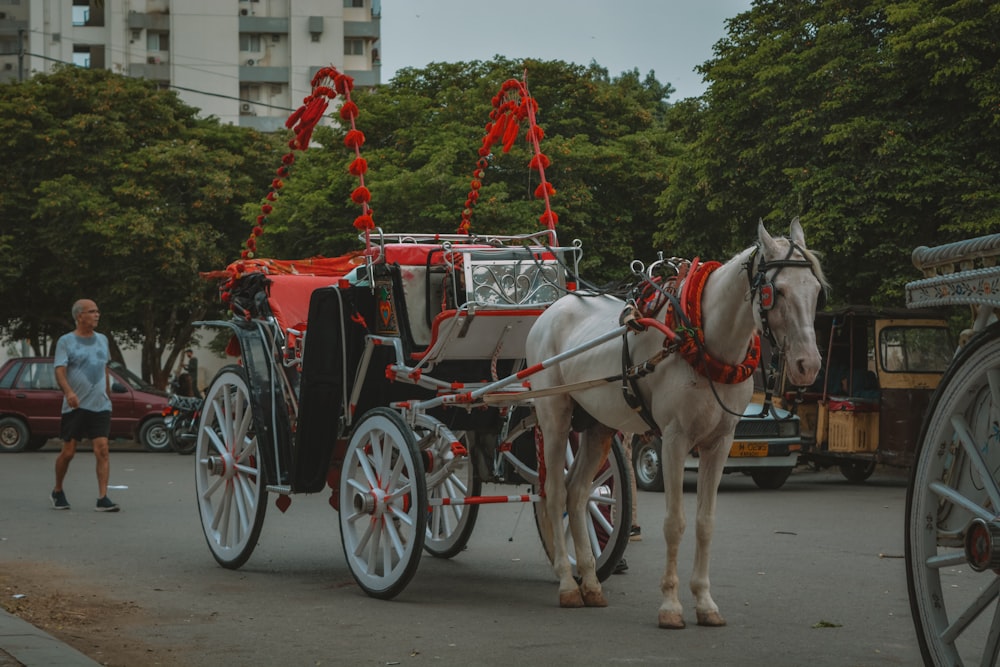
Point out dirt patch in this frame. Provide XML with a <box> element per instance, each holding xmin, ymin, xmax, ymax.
<box><xmin>0</xmin><ymin>562</ymin><xmax>183</xmax><ymax>667</ymax></box>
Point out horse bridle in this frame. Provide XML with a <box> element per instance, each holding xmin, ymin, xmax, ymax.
<box><xmin>746</xmin><ymin>240</ymin><xmax>825</xmax><ymax>347</ymax></box>
<box><xmin>744</xmin><ymin>240</ymin><xmax>825</xmax><ymax>418</ymax></box>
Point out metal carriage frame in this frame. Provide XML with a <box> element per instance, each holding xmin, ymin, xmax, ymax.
<box><xmin>194</xmin><ymin>229</ymin><xmax>636</xmax><ymax>599</ymax></box>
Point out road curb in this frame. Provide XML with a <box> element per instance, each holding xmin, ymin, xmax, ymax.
<box><xmin>0</xmin><ymin>607</ymin><xmax>100</xmax><ymax>666</ymax></box>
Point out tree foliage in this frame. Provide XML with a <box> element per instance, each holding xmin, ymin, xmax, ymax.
<box><xmin>657</xmin><ymin>0</ymin><xmax>1000</xmax><ymax>306</ymax></box>
<box><xmin>0</xmin><ymin>66</ymin><xmax>279</xmax><ymax>385</ymax></box>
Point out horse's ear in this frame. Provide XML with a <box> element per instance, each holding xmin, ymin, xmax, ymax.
<box><xmin>789</xmin><ymin>217</ymin><xmax>806</xmax><ymax>247</ymax></box>
<box><xmin>758</xmin><ymin>219</ymin><xmax>779</xmax><ymax>256</ymax></box>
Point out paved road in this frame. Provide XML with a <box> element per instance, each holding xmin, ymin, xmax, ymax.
<box><xmin>0</xmin><ymin>445</ymin><xmax>922</xmax><ymax>666</ymax></box>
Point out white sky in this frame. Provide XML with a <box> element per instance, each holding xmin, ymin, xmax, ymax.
<box><xmin>377</xmin><ymin>0</ymin><xmax>754</xmax><ymax>101</ymax></box>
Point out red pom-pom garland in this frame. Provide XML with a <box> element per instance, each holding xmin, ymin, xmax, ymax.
<box><xmin>458</xmin><ymin>72</ymin><xmax>558</xmax><ymax>236</ymax></box>
<box><xmin>240</xmin><ymin>64</ymin><xmax>374</xmax><ymax>262</ymax></box>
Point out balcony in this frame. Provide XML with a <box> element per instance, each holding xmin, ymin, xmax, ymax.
<box><xmin>127</xmin><ymin>12</ymin><xmax>170</xmax><ymax>31</ymax></box>
<box><xmin>344</xmin><ymin>19</ymin><xmax>379</xmax><ymax>40</ymax></box>
<box><xmin>240</xmin><ymin>64</ymin><xmax>289</xmax><ymax>84</ymax></box>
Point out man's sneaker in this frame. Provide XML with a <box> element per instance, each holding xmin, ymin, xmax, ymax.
<box><xmin>630</xmin><ymin>525</ymin><xmax>642</xmax><ymax>542</ymax></box>
<box><xmin>51</xmin><ymin>490</ymin><xmax>70</xmax><ymax>510</ymax></box>
<box><xmin>95</xmin><ymin>496</ymin><xmax>120</xmax><ymax>512</ymax></box>
<box><xmin>613</xmin><ymin>558</ymin><xmax>628</xmax><ymax>574</ymax></box>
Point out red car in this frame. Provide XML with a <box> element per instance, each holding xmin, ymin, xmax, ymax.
<box><xmin>0</xmin><ymin>357</ymin><xmax>170</xmax><ymax>452</ymax></box>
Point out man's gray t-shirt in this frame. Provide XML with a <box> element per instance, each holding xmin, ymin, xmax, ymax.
<box><xmin>54</xmin><ymin>332</ymin><xmax>112</xmax><ymax>413</ymax></box>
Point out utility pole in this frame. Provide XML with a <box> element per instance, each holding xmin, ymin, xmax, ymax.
<box><xmin>17</xmin><ymin>27</ymin><xmax>24</xmax><ymax>82</ymax></box>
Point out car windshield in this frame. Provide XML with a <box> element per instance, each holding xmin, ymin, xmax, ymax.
<box><xmin>108</xmin><ymin>361</ymin><xmax>155</xmax><ymax>391</ymax></box>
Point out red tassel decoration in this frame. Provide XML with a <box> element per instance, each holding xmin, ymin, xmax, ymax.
<box><xmin>348</xmin><ymin>157</ymin><xmax>368</xmax><ymax>176</ymax></box>
<box><xmin>351</xmin><ymin>186</ymin><xmax>371</xmax><ymax>204</ymax></box>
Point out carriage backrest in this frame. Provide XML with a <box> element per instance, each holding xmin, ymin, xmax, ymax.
<box><xmin>378</xmin><ymin>242</ymin><xmax>566</xmax><ymax>348</ymax></box>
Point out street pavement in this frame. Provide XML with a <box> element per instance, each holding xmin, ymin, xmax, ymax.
<box><xmin>0</xmin><ymin>443</ymin><xmax>925</xmax><ymax>666</ymax></box>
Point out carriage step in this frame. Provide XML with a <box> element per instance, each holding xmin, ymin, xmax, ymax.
<box><xmin>266</xmin><ymin>484</ymin><xmax>292</xmax><ymax>495</ymax></box>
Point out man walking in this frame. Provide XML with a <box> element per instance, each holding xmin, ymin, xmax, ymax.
<box><xmin>51</xmin><ymin>299</ymin><xmax>120</xmax><ymax>512</ymax></box>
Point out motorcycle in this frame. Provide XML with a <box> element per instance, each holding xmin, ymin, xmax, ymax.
<box><xmin>163</xmin><ymin>393</ymin><xmax>202</xmax><ymax>455</ymax></box>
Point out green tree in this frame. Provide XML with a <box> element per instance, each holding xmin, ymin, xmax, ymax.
<box><xmin>657</xmin><ymin>0</ymin><xmax>1000</xmax><ymax>306</ymax></box>
<box><xmin>0</xmin><ymin>66</ymin><xmax>278</xmax><ymax>386</ymax></box>
<box><xmin>258</xmin><ymin>57</ymin><xmax>678</xmax><ymax>284</ymax></box>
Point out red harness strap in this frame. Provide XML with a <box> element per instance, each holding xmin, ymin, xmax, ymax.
<box><xmin>668</xmin><ymin>260</ymin><xmax>761</xmax><ymax>384</ymax></box>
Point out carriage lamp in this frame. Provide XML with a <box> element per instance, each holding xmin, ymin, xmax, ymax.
<box><xmin>964</xmin><ymin>517</ymin><xmax>1000</xmax><ymax>573</ymax></box>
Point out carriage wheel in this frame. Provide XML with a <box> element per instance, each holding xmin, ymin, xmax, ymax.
<box><xmin>195</xmin><ymin>365</ymin><xmax>267</xmax><ymax>570</ymax></box>
<box><xmin>339</xmin><ymin>408</ymin><xmax>427</xmax><ymax>600</ymax></box>
<box><xmin>906</xmin><ymin>325</ymin><xmax>1000</xmax><ymax>666</ymax></box>
<box><xmin>421</xmin><ymin>429</ymin><xmax>481</xmax><ymax>559</ymax></box>
<box><xmin>534</xmin><ymin>433</ymin><xmax>632</xmax><ymax>582</ymax></box>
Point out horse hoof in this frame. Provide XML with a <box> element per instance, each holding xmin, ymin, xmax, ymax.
<box><xmin>696</xmin><ymin>610</ymin><xmax>727</xmax><ymax>627</ymax></box>
<box><xmin>658</xmin><ymin>611</ymin><xmax>686</xmax><ymax>629</ymax></box>
<box><xmin>559</xmin><ymin>589</ymin><xmax>585</xmax><ymax>608</ymax></box>
<box><xmin>582</xmin><ymin>590</ymin><xmax>608</xmax><ymax>607</ymax></box>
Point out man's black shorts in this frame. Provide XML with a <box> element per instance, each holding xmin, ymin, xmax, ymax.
<box><xmin>60</xmin><ymin>409</ymin><xmax>112</xmax><ymax>442</ymax></box>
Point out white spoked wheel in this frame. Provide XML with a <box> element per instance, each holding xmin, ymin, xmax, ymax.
<box><xmin>906</xmin><ymin>325</ymin><xmax>1000</xmax><ymax>667</ymax></box>
<box><xmin>339</xmin><ymin>408</ymin><xmax>427</xmax><ymax>600</ymax></box>
<box><xmin>419</xmin><ymin>423</ymin><xmax>481</xmax><ymax>559</ymax></box>
<box><xmin>534</xmin><ymin>433</ymin><xmax>632</xmax><ymax>582</ymax></box>
<box><xmin>195</xmin><ymin>365</ymin><xmax>267</xmax><ymax>570</ymax></box>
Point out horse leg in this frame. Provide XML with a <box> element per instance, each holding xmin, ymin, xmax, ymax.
<box><xmin>658</xmin><ymin>430</ymin><xmax>688</xmax><ymax>629</ymax></box>
<box><xmin>564</xmin><ymin>423</ymin><xmax>616</xmax><ymax>608</ymax></box>
<box><xmin>691</xmin><ymin>439</ymin><xmax>729</xmax><ymax>627</ymax></box>
<box><xmin>536</xmin><ymin>396</ymin><xmax>582</xmax><ymax>608</ymax></box>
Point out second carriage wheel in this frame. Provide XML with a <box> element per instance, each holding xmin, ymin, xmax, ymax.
<box><xmin>534</xmin><ymin>432</ymin><xmax>633</xmax><ymax>582</ymax></box>
<box><xmin>339</xmin><ymin>408</ymin><xmax>428</xmax><ymax>600</ymax></box>
<box><xmin>195</xmin><ymin>365</ymin><xmax>267</xmax><ymax>570</ymax></box>
<box><xmin>420</xmin><ymin>426</ymin><xmax>481</xmax><ymax>559</ymax></box>
<box><xmin>906</xmin><ymin>324</ymin><xmax>1000</xmax><ymax>667</ymax></box>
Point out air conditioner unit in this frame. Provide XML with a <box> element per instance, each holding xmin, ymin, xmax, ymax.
<box><xmin>241</xmin><ymin>103</ymin><xmax>252</xmax><ymax>112</ymax></box>
<box><xmin>0</xmin><ymin>12</ymin><xmax>7</xmax><ymax>20</ymax></box>
<box><xmin>147</xmin><ymin>56</ymin><xmax>159</xmax><ymax>65</ymax></box>
<box><xmin>246</xmin><ymin>59</ymin><xmax>255</xmax><ymax>66</ymax></box>
<box><xmin>3</xmin><ymin>63</ymin><xmax>12</xmax><ymax>71</ymax></box>
<box><xmin>240</xmin><ymin>9</ymin><xmax>248</xmax><ymax>16</ymax></box>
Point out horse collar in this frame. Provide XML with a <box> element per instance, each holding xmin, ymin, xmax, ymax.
<box><xmin>666</xmin><ymin>260</ymin><xmax>761</xmax><ymax>385</ymax></box>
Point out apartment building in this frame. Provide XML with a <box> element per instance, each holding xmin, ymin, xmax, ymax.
<box><xmin>0</xmin><ymin>0</ymin><xmax>382</xmax><ymax>130</ymax></box>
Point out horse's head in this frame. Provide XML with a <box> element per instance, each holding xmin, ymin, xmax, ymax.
<box><xmin>754</xmin><ymin>218</ymin><xmax>825</xmax><ymax>387</ymax></box>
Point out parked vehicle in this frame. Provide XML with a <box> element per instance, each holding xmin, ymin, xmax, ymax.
<box><xmin>630</xmin><ymin>401</ymin><xmax>802</xmax><ymax>491</ymax></box>
<box><xmin>163</xmin><ymin>394</ymin><xmax>202</xmax><ymax>455</ymax></box>
<box><xmin>0</xmin><ymin>357</ymin><xmax>170</xmax><ymax>452</ymax></box>
<box><xmin>778</xmin><ymin>306</ymin><xmax>953</xmax><ymax>481</ymax></box>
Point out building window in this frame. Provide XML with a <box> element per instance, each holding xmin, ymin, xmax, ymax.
<box><xmin>344</xmin><ymin>0</ymin><xmax>364</xmax><ymax>7</ymax></box>
<box><xmin>344</xmin><ymin>38</ymin><xmax>364</xmax><ymax>56</ymax></box>
<box><xmin>71</xmin><ymin>5</ymin><xmax>88</xmax><ymax>26</ymax></box>
<box><xmin>240</xmin><ymin>34</ymin><xmax>262</xmax><ymax>52</ymax></box>
<box><xmin>147</xmin><ymin>32</ymin><xmax>169</xmax><ymax>52</ymax></box>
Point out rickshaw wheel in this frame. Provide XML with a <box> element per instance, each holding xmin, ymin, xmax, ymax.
<box><xmin>420</xmin><ymin>426</ymin><xmax>481</xmax><ymax>559</ymax></box>
<box><xmin>195</xmin><ymin>365</ymin><xmax>267</xmax><ymax>570</ymax></box>
<box><xmin>339</xmin><ymin>408</ymin><xmax>427</xmax><ymax>600</ymax></box>
<box><xmin>906</xmin><ymin>324</ymin><xmax>1000</xmax><ymax>667</ymax></box>
<box><xmin>533</xmin><ymin>432</ymin><xmax>632</xmax><ymax>582</ymax></box>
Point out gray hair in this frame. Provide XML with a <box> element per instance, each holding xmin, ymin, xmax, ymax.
<box><xmin>71</xmin><ymin>300</ymin><xmax>86</xmax><ymax>321</ymax></box>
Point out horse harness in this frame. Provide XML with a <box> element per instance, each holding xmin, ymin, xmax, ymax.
<box><xmin>617</xmin><ymin>240</ymin><xmax>823</xmax><ymax>434</ymax></box>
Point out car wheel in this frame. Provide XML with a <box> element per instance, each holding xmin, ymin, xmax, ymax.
<box><xmin>632</xmin><ymin>435</ymin><xmax>664</xmax><ymax>492</ymax></box>
<box><xmin>139</xmin><ymin>417</ymin><xmax>171</xmax><ymax>452</ymax></box>
<box><xmin>839</xmin><ymin>459</ymin><xmax>876</xmax><ymax>483</ymax></box>
<box><xmin>749</xmin><ymin>466</ymin><xmax>793</xmax><ymax>490</ymax></box>
<box><xmin>0</xmin><ymin>418</ymin><xmax>29</xmax><ymax>453</ymax></box>
<box><xmin>26</xmin><ymin>436</ymin><xmax>49</xmax><ymax>451</ymax></box>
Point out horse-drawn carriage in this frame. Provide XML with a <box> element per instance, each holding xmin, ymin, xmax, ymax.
<box><xmin>192</xmin><ymin>66</ymin><xmax>826</xmax><ymax>625</ymax></box>
<box><xmin>903</xmin><ymin>232</ymin><xmax>1000</xmax><ymax>666</ymax></box>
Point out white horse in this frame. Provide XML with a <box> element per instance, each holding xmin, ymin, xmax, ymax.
<box><xmin>526</xmin><ymin>219</ymin><xmax>824</xmax><ymax>628</ymax></box>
